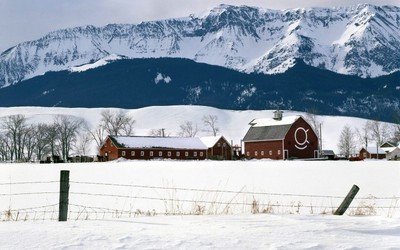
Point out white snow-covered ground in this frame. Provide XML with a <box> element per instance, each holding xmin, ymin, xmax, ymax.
<box><xmin>0</xmin><ymin>105</ymin><xmax>395</xmax><ymax>154</ymax></box>
<box><xmin>1</xmin><ymin>215</ymin><xmax>400</xmax><ymax>249</ymax></box>
<box><xmin>1</xmin><ymin>160</ymin><xmax>399</xmax><ymax>249</ymax></box>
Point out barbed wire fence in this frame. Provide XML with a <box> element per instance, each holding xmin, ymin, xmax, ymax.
<box><xmin>0</xmin><ymin>171</ymin><xmax>399</xmax><ymax>221</ymax></box>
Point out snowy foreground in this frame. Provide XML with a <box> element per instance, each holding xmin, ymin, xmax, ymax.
<box><xmin>0</xmin><ymin>160</ymin><xmax>399</xmax><ymax>248</ymax></box>
<box><xmin>1</xmin><ymin>214</ymin><xmax>400</xmax><ymax>249</ymax></box>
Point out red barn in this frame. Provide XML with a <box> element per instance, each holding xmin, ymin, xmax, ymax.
<box><xmin>100</xmin><ymin>135</ymin><xmax>208</xmax><ymax>161</ymax></box>
<box><xmin>200</xmin><ymin>136</ymin><xmax>232</xmax><ymax>160</ymax></box>
<box><xmin>243</xmin><ymin>111</ymin><xmax>319</xmax><ymax>160</ymax></box>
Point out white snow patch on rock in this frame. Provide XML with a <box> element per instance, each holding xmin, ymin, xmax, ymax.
<box><xmin>70</xmin><ymin>54</ymin><xmax>121</xmax><ymax>72</ymax></box>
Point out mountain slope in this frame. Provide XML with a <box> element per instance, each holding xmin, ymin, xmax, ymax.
<box><xmin>1</xmin><ymin>4</ymin><xmax>400</xmax><ymax>87</ymax></box>
<box><xmin>0</xmin><ymin>58</ymin><xmax>398</xmax><ymax>122</ymax></box>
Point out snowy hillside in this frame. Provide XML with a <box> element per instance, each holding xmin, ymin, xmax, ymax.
<box><xmin>1</xmin><ymin>4</ymin><xmax>400</xmax><ymax>87</ymax></box>
<box><xmin>0</xmin><ymin>105</ymin><xmax>394</xmax><ymax>154</ymax></box>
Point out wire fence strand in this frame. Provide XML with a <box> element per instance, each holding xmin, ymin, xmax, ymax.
<box><xmin>69</xmin><ymin>181</ymin><xmax>400</xmax><ymax>200</ymax></box>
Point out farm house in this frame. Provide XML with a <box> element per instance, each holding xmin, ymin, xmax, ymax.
<box><xmin>359</xmin><ymin>147</ymin><xmax>387</xmax><ymax>160</ymax></box>
<box><xmin>200</xmin><ymin>136</ymin><xmax>232</xmax><ymax>160</ymax></box>
<box><xmin>242</xmin><ymin>110</ymin><xmax>319</xmax><ymax>160</ymax></box>
<box><xmin>100</xmin><ymin>135</ymin><xmax>208</xmax><ymax>161</ymax></box>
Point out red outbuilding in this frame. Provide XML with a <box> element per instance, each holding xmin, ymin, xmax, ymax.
<box><xmin>243</xmin><ymin>111</ymin><xmax>319</xmax><ymax>160</ymax></box>
<box><xmin>100</xmin><ymin>135</ymin><xmax>208</xmax><ymax>161</ymax></box>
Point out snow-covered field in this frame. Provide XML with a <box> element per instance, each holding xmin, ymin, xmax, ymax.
<box><xmin>1</xmin><ymin>215</ymin><xmax>400</xmax><ymax>249</ymax></box>
<box><xmin>0</xmin><ymin>160</ymin><xmax>399</xmax><ymax>249</ymax></box>
<box><xmin>0</xmin><ymin>105</ymin><xmax>395</xmax><ymax>154</ymax></box>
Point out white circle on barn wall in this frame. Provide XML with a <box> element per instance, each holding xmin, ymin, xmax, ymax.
<box><xmin>294</xmin><ymin>127</ymin><xmax>309</xmax><ymax>150</ymax></box>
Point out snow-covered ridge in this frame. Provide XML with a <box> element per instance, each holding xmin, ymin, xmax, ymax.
<box><xmin>69</xmin><ymin>54</ymin><xmax>122</xmax><ymax>72</ymax></box>
<box><xmin>1</xmin><ymin>4</ymin><xmax>400</xmax><ymax>87</ymax></box>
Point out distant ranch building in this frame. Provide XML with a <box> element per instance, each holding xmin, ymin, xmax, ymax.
<box><xmin>243</xmin><ymin>111</ymin><xmax>319</xmax><ymax>160</ymax></box>
<box><xmin>359</xmin><ymin>147</ymin><xmax>386</xmax><ymax>160</ymax></box>
<box><xmin>200</xmin><ymin>136</ymin><xmax>232</xmax><ymax>160</ymax></box>
<box><xmin>100</xmin><ymin>136</ymin><xmax>208</xmax><ymax>161</ymax></box>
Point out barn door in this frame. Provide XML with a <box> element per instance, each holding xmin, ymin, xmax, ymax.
<box><xmin>284</xmin><ymin>150</ymin><xmax>289</xmax><ymax>160</ymax></box>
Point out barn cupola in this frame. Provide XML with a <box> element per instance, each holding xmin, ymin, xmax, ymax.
<box><xmin>273</xmin><ymin>110</ymin><xmax>283</xmax><ymax>121</ymax></box>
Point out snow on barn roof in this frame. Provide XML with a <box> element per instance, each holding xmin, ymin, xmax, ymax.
<box><xmin>200</xmin><ymin>136</ymin><xmax>223</xmax><ymax>148</ymax></box>
<box><xmin>365</xmin><ymin>147</ymin><xmax>386</xmax><ymax>154</ymax></box>
<box><xmin>250</xmin><ymin>115</ymin><xmax>300</xmax><ymax>127</ymax></box>
<box><xmin>243</xmin><ymin>115</ymin><xmax>301</xmax><ymax>141</ymax></box>
<box><xmin>110</xmin><ymin>136</ymin><xmax>208</xmax><ymax>150</ymax></box>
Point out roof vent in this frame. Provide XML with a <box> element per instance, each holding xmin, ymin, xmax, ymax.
<box><xmin>273</xmin><ymin>110</ymin><xmax>283</xmax><ymax>121</ymax></box>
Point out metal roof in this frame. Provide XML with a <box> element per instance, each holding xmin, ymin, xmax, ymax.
<box><xmin>243</xmin><ymin>124</ymin><xmax>292</xmax><ymax>141</ymax></box>
<box><xmin>109</xmin><ymin>136</ymin><xmax>208</xmax><ymax>150</ymax></box>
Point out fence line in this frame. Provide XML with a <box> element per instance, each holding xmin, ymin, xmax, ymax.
<box><xmin>0</xmin><ymin>192</ymin><xmax>59</xmax><ymax>196</ymax></box>
<box><xmin>1</xmin><ymin>180</ymin><xmax>398</xmax><ymax>200</ymax></box>
<box><xmin>69</xmin><ymin>181</ymin><xmax>400</xmax><ymax>200</ymax></box>
<box><xmin>1</xmin><ymin>176</ymin><xmax>399</xmax><ymax>221</ymax></box>
<box><xmin>0</xmin><ymin>181</ymin><xmax>59</xmax><ymax>186</ymax></box>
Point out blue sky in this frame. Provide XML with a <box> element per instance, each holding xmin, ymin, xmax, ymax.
<box><xmin>1</xmin><ymin>0</ymin><xmax>399</xmax><ymax>52</ymax></box>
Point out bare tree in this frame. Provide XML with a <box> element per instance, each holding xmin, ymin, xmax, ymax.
<box><xmin>1</xmin><ymin>115</ymin><xmax>28</xmax><ymax>161</ymax></box>
<box><xmin>391</xmin><ymin>113</ymin><xmax>400</xmax><ymax>143</ymax></box>
<box><xmin>306</xmin><ymin>108</ymin><xmax>322</xmax><ymax>136</ymax></box>
<box><xmin>178</xmin><ymin>121</ymin><xmax>199</xmax><ymax>137</ymax></box>
<box><xmin>355</xmin><ymin>122</ymin><xmax>370</xmax><ymax>149</ymax></box>
<box><xmin>367</xmin><ymin>120</ymin><xmax>390</xmax><ymax>146</ymax></box>
<box><xmin>35</xmin><ymin>123</ymin><xmax>51</xmax><ymax>161</ymax></box>
<box><xmin>54</xmin><ymin>115</ymin><xmax>84</xmax><ymax>162</ymax></box>
<box><xmin>0</xmin><ymin>133</ymin><xmax>12</xmax><ymax>161</ymax></box>
<box><xmin>23</xmin><ymin>125</ymin><xmax>37</xmax><ymax>161</ymax></box>
<box><xmin>76</xmin><ymin>132</ymin><xmax>92</xmax><ymax>156</ymax></box>
<box><xmin>46</xmin><ymin>123</ymin><xmax>59</xmax><ymax>158</ymax></box>
<box><xmin>99</xmin><ymin>110</ymin><xmax>135</xmax><ymax>136</ymax></box>
<box><xmin>86</xmin><ymin>124</ymin><xmax>107</xmax><ymax>150</ymax></box>
<box><xmin>202</xmin><ymin>115</ymin><xmax>220</xmax><ymax>136</ymax></box>
<box><xmin>338</xmin><ymin>125</ymin><xmax>356</xmax><ymax>158</ymax></box>
<box><xmin>149</xmin><ymin>128</ymin><xmax>168</xmax><ymax>137</ymax></box>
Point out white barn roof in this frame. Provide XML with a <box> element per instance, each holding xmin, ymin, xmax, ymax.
<box><xmin>111</xmin><ymin>136</ymin><xmax>208</xmax><ymax>150</ymax></box>
<box><xmin>200</xmin><ymin>136</ymin><xmax>230</xmax><ymax>148</ymax></box>
<box><xmin>365</xmin><ymin>147</ymin><xmax>386</xmax><ymax>154</ymax></box>
<box><xmin>250</xmin><ymin>115</ymin><xmax>300</xmax><ymax>127</ymax></box>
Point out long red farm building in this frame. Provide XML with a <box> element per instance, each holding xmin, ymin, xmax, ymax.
<box><xmin>243</xmin><ymin>111</ymin><xmax>319</xmax><ymax>160</ymax></box>
<box><xmin>100</xmin><ymin>135</ymin><xmax>232</xmax><ymax>161</ymax></box>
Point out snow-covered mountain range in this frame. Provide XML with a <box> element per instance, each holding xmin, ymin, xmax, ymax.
<box><xmin>1</xmin><ymin>4</ymin><xmax>400</xmax><ymax>87</ymax></box>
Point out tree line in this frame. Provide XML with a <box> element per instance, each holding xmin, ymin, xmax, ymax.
<box><xmin>337</xmin><ymin>120</ymin><xmax>400</xmax><ymax>158</ymax></box>
<box><xmin>0</xmin><ymin>111</ymin><xmax>220</xmax><ymax>162</ymax></box>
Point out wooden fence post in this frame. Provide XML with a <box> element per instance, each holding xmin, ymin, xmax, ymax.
<box><xmin>58</xmin><ymin>170</ymin><xmax>70</xmax><ymax>221</ymax></box>
<box><xmin>334</xmin><ymin>185</ymin><xmax>360</xmax><ymax>215</ymax></box>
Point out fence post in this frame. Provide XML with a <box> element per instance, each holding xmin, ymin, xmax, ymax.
<box><xmin>334</xmin><ymin>185</ymin><xmax>359</xmax><ymax>215</ymax></box>
<box><xmin>58</xmin><ymin>170</ymin><xmax>70</xmax><ymax>221</ymax></box>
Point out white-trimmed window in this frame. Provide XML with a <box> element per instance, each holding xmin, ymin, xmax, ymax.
<box><xmin>269</xmin><ymin>150</ymin><xmax>272</xmax><ymax>156</ymax></box>
<box><xmin>185</xmin><ymin>152</ymin><xmax>189</xmax><ymax>157</ymax></box>
<box><xmin>246</xmin><ymin>152</ymin><xmax>250</xmax><ymax>156</ymax></box>
<box><xmin>141</xmin><ymin>151</ymin><xmax>144</xmax><ymax>156</ymax></box>
<box><xmin>193</xmin><ymin>152</ymin><xmax>197</xmax><ymax>157</ymax></box>
<box><xmin>168</xmin><ymin>151</ymin><xmax>171</xmax><ymax>157</ymax></box>
<box><xmin>261</xmin><ymin>151</ymin><xmax>264</xmax><ymax>156</ymax></box>
<box><xmin>121</xmin><ymin>151</ymin><xmax>126</xmax><ymax>156</ymax></box>
<box><xmin>200</xmin><ymin>152</ymin><xmax>203</xmax><ymax>157</ymax></box>
<box><xmin>131</xmin><ymin>151</ymin><xmax>135</xmax><ymax>156</ymax></box>
<box><xmin>159</xmin><ymin>151</ymin><xmax>162</xmax><ymax>157</ymax></box>
<box><xmin>150</xmin><ymin>151</ymin><xmax>154</xmax><ymax>157</ymax></box>
<box><xmin>223</xmin><ymin>143</ymin><xmax>226</xmax><ymax>147</ymax></box>
<box><xmin>218</xmin><ymin>143</ymin><xmax>221</xmax><ymax>147</ymax></box>
<box><xmin>176</xmin><ymin>152</ymin><xmax>180</xmax><ymax>157</ymax></box>
<box><xmin>254</xmin><ymin>151</ymin><xmax>258</xmax><ymax>156</ymax></box>
<box><xmin>278</xmin><ymin>150</ymin><xmax>281</xmax><ymax>155</ymax></box>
